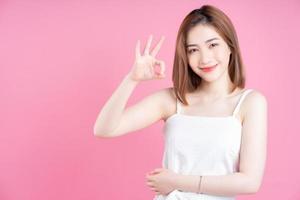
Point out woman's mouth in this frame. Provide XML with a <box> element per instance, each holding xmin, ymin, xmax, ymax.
<box><xmin>200</xmin><ymin>64</ymin><xmax>218</xmax><ymax>72</ymax></box>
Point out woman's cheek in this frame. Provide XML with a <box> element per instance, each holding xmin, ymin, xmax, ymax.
<box><xmin>216</xmin><ymin>49</ymin><xmax>230</xmax><ymax>65</ymax></box>
<box><xmin>188</xmin><ymin>55</ymin><xmax>198</xmax><ymax>68</ymax></box>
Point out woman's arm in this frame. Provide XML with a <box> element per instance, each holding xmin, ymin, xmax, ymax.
<box><xmin>93</xmin><ymin>74</ymin><xmax>139</xmax><ymax>136</ymax></box>
<box><xmin>173</xmin><ymin>172</ymin><xmax>257</xmax><ymax>196</ymax></box>
<box><xmin>93</xmin><ymin>35</ymin><xmax>167</xmax><ymax>137</ymax></box>
<box><xmin>166</xmin><ymin>91</ymin><xmax>268</xmax><ymax>196</ymax></box>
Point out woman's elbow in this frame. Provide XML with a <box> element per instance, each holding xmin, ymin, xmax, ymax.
<box><xmin>246</xmin><ymin>179</ymin><xmax>262</xmax><ymax>194</ymax></box>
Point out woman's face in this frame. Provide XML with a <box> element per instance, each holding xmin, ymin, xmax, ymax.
<box><xmin>186</xmin><ymin>24</ymin><xmax>232</xmax><ymax>82</ymax></box>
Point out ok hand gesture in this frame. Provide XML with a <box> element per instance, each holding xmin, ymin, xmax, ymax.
<box><xmin>128</xmin><ymin>35</ymin><xmax>166</xmax><ymax>82</ymax></box>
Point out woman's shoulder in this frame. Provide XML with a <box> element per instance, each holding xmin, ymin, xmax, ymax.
<box><xmin>242</xmin><ymin>88</ymin><xmax>268</xmax><ymax>114</ymax></box>
<box><xmin>153</xmin><ymin>87</ymin><xmax>176</xmax><ymax>101</ymax></box>
<box><xmin>244</xmin><ymin>88</ymin><xmax>268</xmax><ymax>104</ymax></box>
<box><xmin>153</xmin><ymin>87</ymin><xmax>177</xmax><ymax>120</ymax></box>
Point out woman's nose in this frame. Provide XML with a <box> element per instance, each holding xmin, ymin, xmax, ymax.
<box><xmin>199</xmin><ymin>50</ymin><xmax>213</xmax><ymax>66</ymax></box>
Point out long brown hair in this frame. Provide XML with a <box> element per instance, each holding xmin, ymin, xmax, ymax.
<box><xmin>172</xmin><ymin>5</ymin><xmax>246</xmax><ymax>105</ymax></box>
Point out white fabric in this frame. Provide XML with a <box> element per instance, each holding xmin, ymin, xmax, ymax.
<box><xmin>153</xmin><ymin>89</ymin><xmax>254</xmax><ymax>200</ymax></box>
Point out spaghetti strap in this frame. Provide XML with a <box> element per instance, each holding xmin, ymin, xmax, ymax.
<box><xmin>176</xmin><ymin>98</ymin><xmax>182</xmax><ymax>114</ymax></box>
<box><xmin>232</xmin><ymin>89</ymin><xmax>254</xmax><ymax>116</ymax></box>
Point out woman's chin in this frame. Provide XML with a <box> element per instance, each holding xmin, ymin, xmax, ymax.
<box><xmin>198</xmin><ymin>73</ymin><xmax>219</xmax><ymax>82</ymax></box>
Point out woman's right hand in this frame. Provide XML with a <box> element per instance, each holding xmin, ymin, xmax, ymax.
<box><xmin>128</xmin><ymin>35</ymin><xmax>166</xmax><ymax>82</ymax></box>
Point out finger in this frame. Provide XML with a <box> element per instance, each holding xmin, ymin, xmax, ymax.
<box><xmin>151</xmin><ymin>35</ymin><xmax>165</xmax><ymax>57</ymax></box>
<box><xmin>152</xmin><ymin>168</ymin><xmax>163</xmax><ymax>173</ymax></box>
<box><xmin>146</xmin><ymin>174</ymin><xmax>155</xmax><ymax>180</ymax></box>
<box><xmin>158</xmin><ymin>61</ymin><xmax>165</xmax><ymax>76</ymax></box>
<box><xmin>146</xmin><ymin>178</ymin><xmax>153</xmax><ymax>183</ymax></box>
<box><xmin>154</xmin><ymin>60</ymin><xmax>166</xmax><ymax>79</ymax></box>
<box><xmin>149</xmin><ymin>185</ymin><xmax>156</xmax><ymax>190</ymax></box>
<box><xmin>149</xmin><ymin>60</ymin><xmax>155</xmax><ymax>76</ymax></box>
<box><xmin>149</xmin><ymin>171</ymin><xmax>160</xmax><ymax>175</ymax></box>
<box><xmin>146</xmin><ymin>181</ymin><xmax>153</xmax><ymax>186</ymax></box>
<box><xmin>135</xmin><ymin>39</ymin><xmax>141</xmax><ymax>58</ymax></box>
<box><xmin>147</xmin><ymin>184</ymin><xmax>158</xmax><ymax>192</ymax></box>
<box><xmin>150</xmin><ymin>187</ymin><xmax>159</xmax><ymax>192</ymax></box>
<box><xmin>149</xmin><ymin>169</ymin><xmax>160</xmax><ymax>174</ymax></box>
<box><xmin>144</xmin><ymin>34</ymin><xmax>153</xmax><ymax>55</ymax></box>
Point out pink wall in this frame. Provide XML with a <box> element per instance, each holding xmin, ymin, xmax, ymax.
<box><xmin>1</xmin><ymin>0</ymin><xmax>299</xmax><ymax>199</ymax></box>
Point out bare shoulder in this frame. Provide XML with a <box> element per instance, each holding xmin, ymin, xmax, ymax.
<box><xmin>242</xmin><ymin>89</ymin><xmax>268</xmax><ymax>120</ymax></box>
<box><xmin>244</xmin><ymin>89</ymin><xmax>268</xmax><ymax>107</ymax></box>
<box><xmin>152</xmin><ymin>87</ymin><xmax>177</xmax><ymax>121</ymax></box>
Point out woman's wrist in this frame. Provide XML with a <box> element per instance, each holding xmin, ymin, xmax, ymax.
<box><xmin>125</xmin><ymin>73</ymin><xmax>140</xmax><ymax>85</ymax></box>
<box><xmin>171</xmin><ymin>173</ymin><xmax>182</xmax><ymax>191</ymax></box>
<box><xmin>170</xmin><ymin>173</ymin><xmax>204</xmax><ymax>194</ymax></box>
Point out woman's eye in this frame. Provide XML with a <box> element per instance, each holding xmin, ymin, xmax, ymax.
<box><xmin>188</xmin><ymin>44</ymin><xmax>218</xmax><ymax>53</ymax></box>
<box><xmin>188</xmin><ymin>49</ymin><xmax>197</xmax><ymax>53</ymax></box>
<box><xmin>209</xmin><ymin>43</ymin><xmax>218</xmax><ymax>48</ymax></box>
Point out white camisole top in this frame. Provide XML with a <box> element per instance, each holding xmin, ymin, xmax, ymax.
<box><xmin>153</xmin><ymin>89</ymin><xmax>254</xmax><ymax>200</ymax></box>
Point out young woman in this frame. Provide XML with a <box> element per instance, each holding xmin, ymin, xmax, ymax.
<box><xmin>93</xmin><ymin>5</ymin><xmax>268</xmax><ymax>200</ymax></box>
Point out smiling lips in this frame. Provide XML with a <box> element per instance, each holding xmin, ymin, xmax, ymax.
<box><xmin>200</xmin><ymin>64</ymin><xmax>218</xmax><ymax>72</ymax></box>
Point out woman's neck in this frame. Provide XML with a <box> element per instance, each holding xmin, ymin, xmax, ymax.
<box><xmin>188</xmin><ymin>84</ymin><xmax>244</xmax><ymax>105</ymax></box>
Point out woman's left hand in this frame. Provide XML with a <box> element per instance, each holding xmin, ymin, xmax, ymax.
<box><xmin>145</xmin><ymin>168</ymin><xmax>178</xmax><ymax>196</ymax></box>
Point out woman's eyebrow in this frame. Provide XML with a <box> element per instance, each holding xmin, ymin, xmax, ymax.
<box><xmin>186</xmin><ymin>37</ymin><xmax>220</xmax><ymax>48</ymax></box>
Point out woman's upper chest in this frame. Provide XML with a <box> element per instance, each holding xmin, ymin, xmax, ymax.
<box><xmin>180</xmin><ymin>92</ymin><xmax>242</xmax><ymax>117</ymax></box>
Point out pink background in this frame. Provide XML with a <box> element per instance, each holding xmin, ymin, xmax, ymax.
<box><xmin>1</xmin><ymin>0</ymin><xmax>299</xmax><ymax>199</ymax></box>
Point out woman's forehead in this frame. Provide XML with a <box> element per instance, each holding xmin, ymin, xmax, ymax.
<box><xmin>186</xmin><ymin>25</ymin><xmax>223</xmax><ymax>45</ymax></box>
